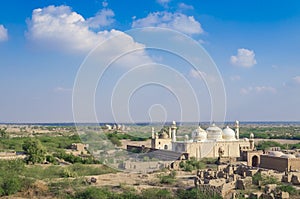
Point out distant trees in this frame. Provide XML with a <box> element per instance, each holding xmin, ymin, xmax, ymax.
<box><xmin>256</xmin><ymin>141</ymin><xmax>285</xmax><ymax>150</ymax></box>
<box><xmin>22</xmin><ymin>139</ymin><xmax>46</xmax><ymax>164</ymax></box>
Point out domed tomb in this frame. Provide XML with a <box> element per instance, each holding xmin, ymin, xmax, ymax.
<box><xmin>192</xmin><ymin>126</ymin><xmax>207</xmax><ymax>142</ymax></box>
<box><xmin>206</xmin><ymin>123</ymin><xmax>223</xmax><ymax>140</ymax></box>
<box><xmin>222</xmin><ymin>126</ymin><xmax>236</xmax><ymax>140</ymax></box>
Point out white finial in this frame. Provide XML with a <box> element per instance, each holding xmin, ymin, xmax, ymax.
<box><xmin>172</xmin><ymin>121</ymin><xmax>176</xmax><ymax>125</ymax></box>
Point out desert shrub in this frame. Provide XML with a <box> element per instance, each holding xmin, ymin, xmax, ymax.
<box><xmin>141</xmin><ymin>188</ymin><xmax>172</xmax><ymax>199</ymax></box>
<box><xmin>158</xmin><ymin>171</ymin><xmax>177</xmax><ymax>184</ymax></box>
<box><xmin>75</xmin><ymin>187</ymin><xmax>113</xmax><ymax>199</ymax></box>
<box><xmin>179</xmin><ymin>157</ymin><xmax>205</xmax><ymax>171</ymax></box>
<box><xmin>0</xmin><ymin>159</ymin><xmax>27</xmax><ymax>196</ymax></box>
<box><xmin>277</xmin><ymin>184</ymin><xmax>297</xmax><ymax>195</ymax></box>
<box><xmin>252</xmin><ymin>172</ymin><xmax>280</xmax><ymax>185</ymax></box>
<box><xmin>176</xmin><ymin>188</ymin><xmax>222</xmax><ymax>199</ymax></box>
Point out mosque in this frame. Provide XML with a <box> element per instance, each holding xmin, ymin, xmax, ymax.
<box><xmin>151</xmin><ymin>121</ymin><xmax>255</xmax><ymax>160</ymax></box>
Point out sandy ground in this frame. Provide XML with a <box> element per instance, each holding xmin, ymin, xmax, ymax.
<box><xmin>88</xmin><ymin>170</ymin><xmax>195</xmax><ymax>191</ymax></box>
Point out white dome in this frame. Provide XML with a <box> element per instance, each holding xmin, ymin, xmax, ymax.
<box><xmin>206</xmin><ymin>123</ymin><xmax>223</xmax><ymax>140</ymax></box>
<box><xmin>192</xmin><ymin>126</ymin><xmax>207</xmax><ymax>141</ymax></box>
<box><xmin>280</xmin><ymin>154</ymin><xmax>296</xmax><ymax>159</ymax></box>
<box><xmin>222</xmin><ymin>126</ymin><xmax>236</xmax><ymax>140</ymax></box>
<box><xmin>268</xmin><ymin>151</ymin><xmax>284</xmax><ymax>157</ymax></box>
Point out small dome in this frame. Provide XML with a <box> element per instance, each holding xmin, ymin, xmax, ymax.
<box><xmin>296</xmin><ymin>154</ymin><xmax>300</xmax><ymax>158</ymax></box>
<box><xmin>268</xmin><ymin>151</ymin><xmax>284</xmax><ymax>157</ymax></box>
<box><xmin>206</xmin><ymin>123</ymin><xmax>223</xmax><ymax>140</ymax></box>
<box><xmin>222</xmin><ymin>126</ymin><xmax>236</xmax><ymax>140</ymax></box>
<box><xmin>280</xmin><ymin>154</ymin><xmax>296</xmax><ymax>159</ymax></box>
<box><xmin>192</xmin><ymin>126</ymin><xmax>207</xmax><ymax>141</ymax></box>
<box><xmin>159</xmin><ymin>131</ymin><xmax>169</xmax><ymax>139</ymax></box>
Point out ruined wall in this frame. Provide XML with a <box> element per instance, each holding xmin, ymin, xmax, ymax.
<box><xmin>288</xmin><ymin>158</ymin><xmax>300</xmax><ymax>171</ymax></box>
<box><xmin>260</xmin><ymin>155</ymin><xmax>289</xmax><ymax>172</ymax></box>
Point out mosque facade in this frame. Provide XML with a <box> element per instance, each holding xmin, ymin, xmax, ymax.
<box><xmin>151</xmin><ymin>121</ymin><xmax>255</xmax><ymax>160</ymax></box>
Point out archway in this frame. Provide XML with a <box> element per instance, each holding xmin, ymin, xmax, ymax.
<box><xmin>164</xmin><ymin>145</ymin><xmax>168</xmax><ymax>150</ymax></box>
<box><xmin>252</xmin><ymin>155</ymin><xmax>259</xmax><ymax>167</ymax></box>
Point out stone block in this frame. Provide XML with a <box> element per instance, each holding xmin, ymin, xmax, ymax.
<box><xmin>280</xmin><ymin>191</ymin><xmax>289</xmax><ymax>199</ymax></box>
<box><xmin>264</xmin><ymin>184</ymin><xmax>277</xmax><ymax>194</ymax></box>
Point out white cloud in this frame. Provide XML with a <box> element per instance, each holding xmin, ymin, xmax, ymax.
<box><xmin>26</xmin><ymin>5</ymin><xmax>119</xmax><ymax>52</ymax></box>
<box><xmin>240</xmin><ymin>86</ymin><xmax>276</xmax><ymax>95</ymax></box>
<box><xmin>26</xmin><ymin>5</ymin><xmax>153</xmax><ymax>69</ymax></box>
<box><xmin>293</xmin><ymin>76</ymin><xmax>300</xmax><ymax>84</ymax></box>
<box><xmin>102</xmin><ymin>1</ymin><xmax>108</xmax><ymax>7</ymax></box>
<box><xmin>157</xmin><ymin>0</ymin><xmax>171</xmax><ymax>7</ymax></box>
<box><xmin>178</xmin><ymin>3</ymin><xmax>194</xmax><ymax>10</ymax></box>
<box><xmin>86</xmin><ymin>8</ymin><xmax>115</xmax><ymax>29</ymax></box>
<box><xmin>0</xmin><ymin>25</ymin><xmax>8</xmax><ymax>42</ymax></box>
<box><xmin>230</xmin><ymin>48</ymin><xmax>257</xmax><ymax>67</ymax></box>
<box><xmin>132</xmin><ymin>11</ymin><xmax>203</xmax><ymax>35</ymax></box>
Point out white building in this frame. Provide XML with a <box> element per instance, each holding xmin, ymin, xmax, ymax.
<box><xmin>151</xmin><ymin>121</ymin><xmax>255</xmax><ymax>160</ymax></box>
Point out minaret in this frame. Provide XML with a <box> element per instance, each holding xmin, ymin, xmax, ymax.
<box><xmin>249</xmin><ymin>133</ymin><xmax>255</xmax><ymax>150</ymax></box>
<box><xmin>235</xmin><ymin>120</ymin><xmax>240</xmax><ymax>139</ymax></box>
<box><xmin>171</xmin><ymin>121</ymin><xmax>177</xmax><ymax>142</ymax></box>
<box><xmin>151</xmin><ymin>127</ymin><xmax>155</xmax><ymax>139</ymax></box>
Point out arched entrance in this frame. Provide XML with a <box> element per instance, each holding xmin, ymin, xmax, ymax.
<box><xmin>252</xmin><ymin>155</ymin><xmax>259</xmax><ymax>167</ymax></box>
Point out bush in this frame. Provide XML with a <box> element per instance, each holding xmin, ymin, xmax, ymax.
<box><xmin>277</xmin><ymin>185</ymin><xmax>297</xmax><ymax>195</ymax></box>
<box><xmin>176</xmin><ymin>188</ymin><xmax>222</xmax><ymax>199</ymax></box>
<box><xmin>159</xmin><ymin>171</ymin><xmax>177</xmax><ymax>184</ymax></box>
<box><xmin>179</xmin><ymin>157</ymin><xmax>205</xmax><ymax>171</ymax></box>
<box><xmin>75</xmin><ymin>187</ymin><xmax>112</xmax><ymax>199</ymax></box>
<box><xmin>141</xmin><ymin>188</ymin><xmax>172</xmax><ymax>199</ymax></box>
<box><xmin>252</xmin><ymin>172</ymin><xmax>280</xmax><ymax>185</ymax></box>
<box><xmin>1</xmin><ymin>176</ymin><xmax>22</xmax><ymax>196</ymax></box>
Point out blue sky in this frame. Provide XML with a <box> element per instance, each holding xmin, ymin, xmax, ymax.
<box><xmin>0</xmin><ymin>0</ymin><xmax>300</xmax><ymax>123</ymax></box>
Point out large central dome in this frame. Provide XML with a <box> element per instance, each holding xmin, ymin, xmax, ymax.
<box><xmin>206</xmin><ymin>123</ymin><xmax>223</xmax><ymax>140</ymax></box>
<box><xmin>222</xmin><ymin>126</ymin><xmax>236</xmax><ymax>140</ymax></box>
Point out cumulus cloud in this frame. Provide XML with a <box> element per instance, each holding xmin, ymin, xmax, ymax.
<box><xmin>86</xmin><ymin>8</ymin><xmax>115</xmax><ymax>29</ymax></box>
<box><xmin>0</xmin><ymin>25</ymin><xmax>8</xmax><ymax>42</ymax></box>
<box><xmin>230</xmin><ymin>48</ymin><xmax>257</xmax><ymax>67</ymax></box>
<box><xmin>132</xmin><ymin>11</ymin><xmax>203</xmax><ymax>35</ymax></box>
<box><xmin>26</xmin><ymin>5</ymin><xmax>119</xmax><ymax>52</ymax></box>
<box><xmin>240</xmin><ymin>86</ymin><xmax>276</xmax><ymax>95</ymax></box>
<box><xmin>25</xmin><ymin>5</ymin><xmax>154</xmax><ymax>69</ymax></box>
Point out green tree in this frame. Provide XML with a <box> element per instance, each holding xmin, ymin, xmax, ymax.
<box><xmin>22</xmin><ymin>139</ymin><xmax>46</xmax><ymax>164</ymax></box>
<box><xmin>0</xmin><ymin>128</ymin><xmax>7</xmax><ymax>138</ymax></box>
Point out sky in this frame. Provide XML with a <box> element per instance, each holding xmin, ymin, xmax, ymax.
<box><xmin>0</xmin><ymin>0</ymin><xmax>300</xmax><ymax>123</ymax></box>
